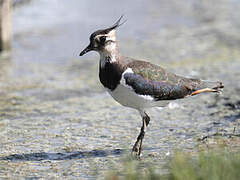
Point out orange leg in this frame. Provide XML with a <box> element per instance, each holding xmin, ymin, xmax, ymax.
<box><xmin>191</xmin><ymin>88</ymin><xmax>218</xmax><ymax>96</ymax></box>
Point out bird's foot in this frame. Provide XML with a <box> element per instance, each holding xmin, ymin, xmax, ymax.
<box><xmin>131</xmin><ymin>141</ymin><xmax>142</xmax><ymax>159</ymax></box>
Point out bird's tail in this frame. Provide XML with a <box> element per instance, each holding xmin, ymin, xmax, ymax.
<box><xmin>191</xmin><ymin>80</ymin><xmax>224</xmax><ymax>96</ymax></box>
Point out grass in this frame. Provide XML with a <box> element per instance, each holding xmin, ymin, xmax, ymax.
<box><xmin>105</xmin><ymin>150</ymin><xmax>240</xmax><ymax>180</ymax></box>
<box><xmin>168</xmin><ymin>151</ymin><xmax>240</xmax><ymax>180</ymax></box>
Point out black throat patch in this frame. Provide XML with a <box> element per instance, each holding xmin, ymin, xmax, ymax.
<box><xmin>99</xmin><ymin>57</ymin><xmax>125</xmax><ymax>91</ymax></box>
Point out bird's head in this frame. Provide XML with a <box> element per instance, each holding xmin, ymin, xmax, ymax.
<box><xmin>79</xmin><ymin>15</ymin><xmax>125</xmax><ymax>56</ymax></box>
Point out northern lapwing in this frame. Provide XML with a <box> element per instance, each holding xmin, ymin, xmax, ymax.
<box><xmin>79</xmin><ymin>16</ymin><xmax>224</xmax><ymax>157</ymax></box>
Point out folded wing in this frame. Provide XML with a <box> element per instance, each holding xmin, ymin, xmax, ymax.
<box><xmin>124</xmin><ymin>60</ymin><xmax>223</xmax><ymax>101</ymax></box>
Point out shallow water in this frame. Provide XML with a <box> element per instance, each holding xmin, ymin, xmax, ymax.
<box><xmin>1</xmin><ymin>0</ymin><xmax>240</xmax><ymax>179</ymax></box>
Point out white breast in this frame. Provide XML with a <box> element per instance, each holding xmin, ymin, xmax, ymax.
<box><xmin>107</xmin><ymin>68</ymin><xmax>170</xmax><ymax>110</ymax></box>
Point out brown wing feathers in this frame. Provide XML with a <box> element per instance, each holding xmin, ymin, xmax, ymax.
<box><xmin>125</xmin><ymin>60</ymin><xmax>224</xmax><ymax>100</ymax></box>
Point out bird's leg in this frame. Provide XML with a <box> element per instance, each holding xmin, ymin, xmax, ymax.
<box><xmin>132</xmin><ymin>111</ymin><xmax>150</xmax><ymax>158</ymax></box>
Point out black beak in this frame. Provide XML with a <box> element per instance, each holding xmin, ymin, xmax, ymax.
<box><xmin>79</xmin><ymin>44</ymin><xmax>93</xmax><ymax>56</ymax></box>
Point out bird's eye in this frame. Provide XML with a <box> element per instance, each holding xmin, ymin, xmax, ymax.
<box><xmin>99</xmin><ymin>36</ymin><xmax>106</xmax><ymax>44</ymax></box>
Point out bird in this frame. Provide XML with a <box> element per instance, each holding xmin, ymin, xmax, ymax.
<box><xmin>79</xmin><ymin>16</ymin><xmax>224</xmax><ymax>158</ymax></box>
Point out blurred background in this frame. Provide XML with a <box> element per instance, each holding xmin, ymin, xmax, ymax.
<box><xmin>1</xmin><ymin>0</ymin><xmax>240</xmax><ymax>179</ymax></box>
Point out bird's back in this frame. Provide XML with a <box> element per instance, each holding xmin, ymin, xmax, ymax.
<box><xmin>119</xmin><ymin>56</ymin><xmax>223</xmax><ymax>101</ymax></box>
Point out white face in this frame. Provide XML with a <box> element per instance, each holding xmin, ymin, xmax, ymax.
<box><xmin>105</xmin><ymin>29</ymin><xmax>116</xmax><ymax>41</ymax></box>
<box><xmin>104</xmin><ymin>39</ymin><xmax>117</xmax><ymax>53</ymax></box>
<box><xmin>94</xmin><ymin>30</ymin><xmax>117</xmax><ymax>53</ymax></box>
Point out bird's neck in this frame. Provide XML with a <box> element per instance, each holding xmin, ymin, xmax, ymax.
<box><xmin>99</xmin><ymin>44</ymin><xmax>119</xmax><ymax>68</ymax></box>
<box><xmin>100</xmin><ymin>50</ymin><xmax>118</xmax><ymax>61</ymax></box>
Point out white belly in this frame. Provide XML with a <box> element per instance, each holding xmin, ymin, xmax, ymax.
<box><xmin>107</xmin><ymin>84</ymin><xmax>169</xmax><ymax>110</ymax></box>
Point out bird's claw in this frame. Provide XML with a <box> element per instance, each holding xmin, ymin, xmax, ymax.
<box><xmin>131</xmin><ymin>142</ymin><xmax>142</xmax><ymax>159</ymax></box>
